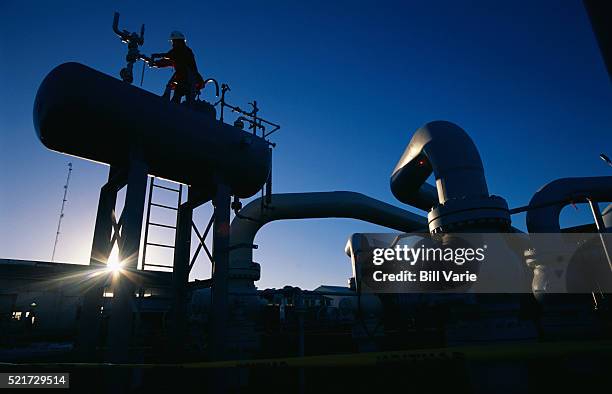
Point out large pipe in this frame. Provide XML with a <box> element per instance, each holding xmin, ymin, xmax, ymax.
<box><xmin>391</xmin><ymin>121</ymin><xmax>509</xmax><ymax>232</ymax></box>
<box><xmin>526</xmin><ymin>178</ymin><xmax>612</xmax><ymax>299</ymax></box>
<box><xmin>391</xmin><ymin>120</ymin><xmax>489</xmax><ymax>207</ymax></box>
<box><xmin>526</xmin><ymin>177</ymin><xmax>612</xmax><ymax>233</ymax></box>
<box><xmin>228</xmin><ymin>192</ymin><xmax>428</xmax><ymax>287</ymax></box>
<box><xmin>33</xmin><ymin>62</ymin><xmax>271</xmax><ymax>198</ymax></box>
<box><xmin>399</xmin><ymin>183</ymin><xmax>438</xmax><ymax>212</ymax></box>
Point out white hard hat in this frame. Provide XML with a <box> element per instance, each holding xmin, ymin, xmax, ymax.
<box><xmin>169</xmin><ymin>31</ymin><xmax>186</xmax><ymax>41</ymax></box>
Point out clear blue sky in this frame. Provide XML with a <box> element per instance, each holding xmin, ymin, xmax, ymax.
<box><xmin>0</xmin><ymin>0</ymin><xmax>610</xmax><ymax>289</ymax></box>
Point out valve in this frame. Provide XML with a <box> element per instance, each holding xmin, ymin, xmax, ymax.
<box><xmin>112</xmin><ymin>12</ymin><xmax>146</xmax><ymax>84</ymax></box>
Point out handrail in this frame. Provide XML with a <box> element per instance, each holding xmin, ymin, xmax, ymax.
<box><xmin>213</xmin><ymin>83</ymin><xmax>281</xmax><ymax>143</ymax></box>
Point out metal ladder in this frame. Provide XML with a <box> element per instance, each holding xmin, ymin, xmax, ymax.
<box><xmin>141</xmin><ymin>176</ymin><xmax>183</xmax><ymax>270</ymax></box>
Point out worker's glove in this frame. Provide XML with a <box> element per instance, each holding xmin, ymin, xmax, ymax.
<box><xmin>152</xmin><ymin>58</ymin><xmax>174</xmax><ymax>68</ymax></box>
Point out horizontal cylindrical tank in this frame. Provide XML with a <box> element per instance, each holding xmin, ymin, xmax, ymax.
<box><xmin>33</xmin><ymin>62</ymin><xmax>271</xmax><ymax>198</ymax></box>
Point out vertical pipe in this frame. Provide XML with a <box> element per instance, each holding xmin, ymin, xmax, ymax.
<box><xmin>211</xmin><ymin>183</ymin><xmax>231</xmax><ymax>360</ymax></box>
<box><xmin>266</xmin><ymin>154</ymin><xmax>272</xmax><ymax>206</ymax></box>
<box><xmin>210</xmin><ymin>184</ymin><xmax>231</xmax><ymax>393</ymax></box>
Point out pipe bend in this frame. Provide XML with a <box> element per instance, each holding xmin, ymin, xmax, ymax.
<box><xmin>526</xmin><ymin>176</ymin><xmax>612</xmax><ymax>233</ymax></box>
<box><xmin>390</xmin><ymin>120</ymin><xmax>489</xmax><ymax>209</ymax></box>
<box><xmin>229</xmin><ymin>191</ymin><xmax>428</xmax><ymax>278</ymax></box>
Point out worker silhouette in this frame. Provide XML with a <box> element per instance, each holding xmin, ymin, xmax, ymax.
<box><xmin>150</xmin><ymin>31</ymin><xmax>204</xmax><ymax>104</ymax></box>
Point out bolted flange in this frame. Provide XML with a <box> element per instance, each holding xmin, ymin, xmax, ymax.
<box><xmin>228</xmin><ymin>261</ymin><xmax>261</xmax><ymax>281</ymax></box>
<box><xmin>428</xmin><ymin>195</ymin><xmax>511</xmax><ymax>233</ymax></box>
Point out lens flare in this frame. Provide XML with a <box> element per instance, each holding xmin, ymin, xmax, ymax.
<box><xmin>106</xmin><ymin>259</ymin><xmax>123</xmax><ymax>273</ymax></box>
<box><xmin>105</xmin><ymin>246</ymin><xmax>123</xmax><ymax>273</ymax></box>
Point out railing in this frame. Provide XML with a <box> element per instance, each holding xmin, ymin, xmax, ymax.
<box><xmin>112</xmin><ymin>13</ymin><xmax>281</xmax><ymax>144</ymax></box>
<box><xmin>213</xmin><ymin>83</ymin><xmax>281</xmax><ymax>145</ymax></box>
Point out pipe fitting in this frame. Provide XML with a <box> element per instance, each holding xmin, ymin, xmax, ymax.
<box><xmin>228</xmin><ymin>262</ymin><xmax>261</xmax><ymax>281</ymax></box>
<box><xmin>428</xmin><ymin>195</ymin><xmax>511</xmax><ymax>233</ymax></box>
<box><xmin>391</xmin><ymin>121</ymin><xmax>510</xmax><ymax>232</ymax></box>
<box><xmin>229</xmin><ymin>192</ymin><xmax>428</xmax><ymax>291</ymax></box>
<box><xmin>391</xmin><ymin>121</ymin><xmax>489</xmax><ymax>205</ymax></box>
<box><xmin>526</xmin><ymin>176</ymin><xmax>612</xmax><ymax>233</ymax></box>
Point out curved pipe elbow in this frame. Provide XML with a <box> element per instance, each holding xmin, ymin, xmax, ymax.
<box><xmin>526</xmin><ymin>176</ymin><xmax>612</xmax><ymax>233</ymax></box>
<box><xmin>229</xmin><ymin>191</ymin><xmax>427</xmax><ymax>273</ymax></box>
<box><xmin>394</xmin><ymin>182</ymin><xmax>438</xmax><ymax>211</ymax></box>
<box><xmin>390</xmin><ymin>121</ymin><xmax>489</xmax><ymax>209</ymax></box>
<box><xmin>202</xmin><ymin>78</ymin><xmax>219</xmax><ymax>97</ymax></box>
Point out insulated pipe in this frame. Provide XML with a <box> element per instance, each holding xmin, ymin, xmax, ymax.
<box><xmin>391</xmin><ymin>121</ymin><xmax>489</xmax><ymax>207</ymax></box>
<box><xmin>401</xmin><ymin>183</ymin><xmax>439</xmax><ymax>211</ymax></box>
<box><xmin>390</xmin><ymin>121</ymin><xmax>509</xmax><ymax>233</ymax></box>
<box><xmin>526</xmin><ymin>178</ymin><xmax>612</xmax><ymax>298</ymax></box>
<box><xmin>526</xmin><ymin>177</ymin><xmax>612</xmax><ymax>233</ymax></box>
<box><xmin>228</xmin><ymin>192</ymin><xmax>428</xmax><ymax>286</ymax></box>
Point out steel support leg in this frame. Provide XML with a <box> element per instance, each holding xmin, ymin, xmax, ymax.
<box><xmin>106</xmin><ymin>158</ymin><xmax>148</xmax><ymax>363</ymax></box>
<box><xmin>171</xmin><ymin>198</ymin><xmax>193</xmax><ymax>355</ymax></box>
<box><xmin>76</xmin><ymin>166</ymin><xmax>123</xmax><ymax>358</ymax></box>
<box><xmin>171</xmin><ymin>186</ymin><xmax>213</xmax><ymax>356</ymax></box>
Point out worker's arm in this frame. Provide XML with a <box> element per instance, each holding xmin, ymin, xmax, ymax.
<box><xmin>151</xmin><ymin>48</ymin><xmax>175</xmax><ymax>60</ymax></box>
<box><xmin>150</xmin><ymin>58</ymin><xmax>174</xmax><ymax>68</ymax></box>
<box><xmin>148</xmin><ymin>49</ymin><xmax>175</xmax><ymax>68</ymax></box>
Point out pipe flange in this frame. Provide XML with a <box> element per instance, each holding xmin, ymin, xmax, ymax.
<box><xmin>228</xmin><ymin>262</ymin><xmax>261</xmax><ymax>281</ymax></box>
<box><xmin>428</xmin><ymin>195</ymin><xmax>510</xmax><ymax>233</ymax></box>
<box><xmin>430</xmin><ymin>217</ymin><xmax>511</xmax><ymax>234</ymax></box>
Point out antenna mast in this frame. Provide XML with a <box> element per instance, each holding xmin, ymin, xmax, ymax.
<box><xmin>52</xmin><ymin>162</ymin><xmax>73</xmax><ymax>261</ymax></box>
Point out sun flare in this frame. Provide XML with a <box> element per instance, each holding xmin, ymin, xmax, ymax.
<box><xmin>105</xmin><ymin>246</ymin><xmax>123</xmax><ymax>273</ymax></box>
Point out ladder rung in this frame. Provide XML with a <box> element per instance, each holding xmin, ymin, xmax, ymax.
<box><xmin>144</xmin><ymin>263</ymin><xmax>173</xmax><ymax>269</ymax></box>
<box><xmin>150</xmin><ymin>203</ymin><xmax>178</xmax><ymax>211</ymax></box>
<box><xmin>153</xmin><ymin>184</ymin><xmax>181</xmax><ymax>192</ymax></box>
<box><xmin>149</xmin><ymin>222</ymin><xmax>177</xmax><ymax>229</ymax></box>
<box><xmin>146</xmin><ymin>242</ymin><xmax>175</xmax><ymax>249</ymax></box>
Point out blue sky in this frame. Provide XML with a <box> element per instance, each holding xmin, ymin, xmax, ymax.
<box><xmin>0</xmin><ymin>0</ymin><xmax>610</xmax><ymax>289</ymax></box>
